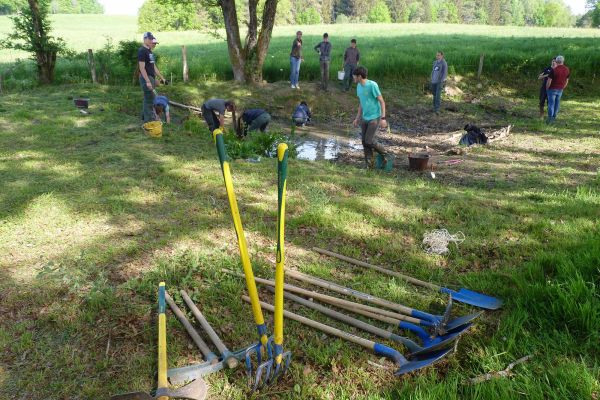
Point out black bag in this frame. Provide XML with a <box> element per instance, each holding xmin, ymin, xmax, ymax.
<box><xmin>459</xmin><ymin>124</ymin><xmax>488</xmax><ymax>146</ymax></box>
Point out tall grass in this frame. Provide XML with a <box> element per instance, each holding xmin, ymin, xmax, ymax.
<box><xmin>1</xmin><ymin>16</ymin><xmax>600</xmax><ymax>90</ymax></box>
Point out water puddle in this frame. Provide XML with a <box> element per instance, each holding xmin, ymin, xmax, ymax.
<box><xmin>294</xmin><ymin>127</ymin><xmax>363</xmax><ymax>161</ymax></box>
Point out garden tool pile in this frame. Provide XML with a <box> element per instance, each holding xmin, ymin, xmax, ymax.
<box><xmin>112</xmin><ymin>128</ymin><xmax>503</xmax><ymax>397</ymax></box>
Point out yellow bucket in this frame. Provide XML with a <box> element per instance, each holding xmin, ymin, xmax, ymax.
<box><xmin>143</xmin><ymin>121</ymin><xmax>163</xmax><ymax>137</ymax></box>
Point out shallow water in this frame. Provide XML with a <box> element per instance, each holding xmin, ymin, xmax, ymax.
<box><xmin>294</xmin><ymin>127</ymin><xmax>363</xmax><ymax>161</ymax></box>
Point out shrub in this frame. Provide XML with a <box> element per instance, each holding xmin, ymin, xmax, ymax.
<box><xmin>335</xmin><ymin>13</ymin><xmax>350</xmax><ymax>24</ymax></box>
<box><xmin>367</xmin><ymin>1</ymin><xmax>392</xmax><ymax>23</ymax></box>
<box><xmin>296</xmin><ymin>6</ymin><xmax>322</xmax><ymax>25</ymax></box>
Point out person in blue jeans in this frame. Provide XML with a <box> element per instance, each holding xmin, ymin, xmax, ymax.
<box><xmin>545</xmin><ymin>55</ymin><xmax>570</xmax><ymax>124</ymax></box>
<box><xmin>138</xmin><ymin>32</ymin><xmax>166</xmax><ymax>122</ymax></box>
<box><xmin>289</xmin><ymin>31</ymin><xmax>303</xmax><ymax>89</ymax></box>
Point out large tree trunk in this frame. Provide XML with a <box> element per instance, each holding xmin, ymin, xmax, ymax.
<box><xmin>28</xmin><ymin>0</ymin><xmax>56</xmax><ymax>84</ymax></box>
<box><xmin>219</xmin><ymin>0</ymin><xmax>278</xmax><ymax>84</ymax></box>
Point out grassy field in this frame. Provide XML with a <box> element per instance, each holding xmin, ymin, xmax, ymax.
<box><xmin>1</xmin><ymin>15</ymin><xmax>600</xmax><ymax>90</ymax></box>
<box><xmin>0</xmin><ymin>72</ymin><xmax>599</xmax><ymax>399</ymax></box>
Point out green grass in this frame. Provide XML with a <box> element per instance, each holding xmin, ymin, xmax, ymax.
<box><xmin>0</xmin><ymin>77</ymin><xmax>599</xmax><ymax>399</ymax></box>
<box><xmin>1</xmin><ymin>16</ymin><xmax>600</xmax><ymax>90</ymax></box>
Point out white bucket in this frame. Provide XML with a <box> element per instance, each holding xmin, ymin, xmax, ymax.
<box><xmin>337</xmin><ymin>70</ymin><xmax>345</xmax><ymax>80</ymax></box>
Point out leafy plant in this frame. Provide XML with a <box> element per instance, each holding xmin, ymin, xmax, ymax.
<box><xmin>0</xmin><ymin>0</ymin><xmax>70</xmax><ymax>84</ymax></box>
<box><xmin>223</xmin><ymin>130</ymin><xmax>298</xmax><ymax>160</ymax></box>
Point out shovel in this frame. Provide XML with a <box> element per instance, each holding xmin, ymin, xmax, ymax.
<box><xmin>242</xmin><ymin>295</ymin><xmax>452</xmax><ymax>375</ymax></box>
<box><xmin>265</xmin><ymin>286</ymin><xmax>469</xmax><ymax>358</ymax></box>
<box><xmin>111</xmin><ymin>283</ymin><xmax>207</xmax><ymax>400</ymax></box>
<box><xmin>313</xmin><ymin>247</ymin><xmax>502</xmax><ymax>310</ymax></box>
<box><xmin>287</xmin><ymin>270</ymin><xmax>481</xmax><ymax>333</ymax></box>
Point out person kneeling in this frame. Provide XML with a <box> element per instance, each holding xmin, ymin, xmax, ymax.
<box><xmin>153</xmin><ymin>94</ymin><xmax>171</xmax><ymax>123</ymax></box>
<box><xmin>237</xmin><ymin>109</ymin><xmax>271</xmax><ymax>137</ymax></box>
<box><xmin>292</xmin><ymin>101</ymin><xmax>311</xmax><ymax>127</ymax></box>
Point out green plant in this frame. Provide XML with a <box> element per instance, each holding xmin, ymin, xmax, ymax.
<box><xmin>223</xmin><ymin>130</ymin><xmax>298</xmax><ymax>160</ymax></box>
<box><xmin>367</xmin><ymin>1</ymin><xmax>392</xmax><ymax>23</ymax></box>
<box><xmin>0</xmin><ymin>0</ymin><xmax>69</xmax><ymax>84</ymax></box>
<box><xmin>296</xmin><ymin>6</ymin><xmax>322</xmax><ymax>24</ymax></box>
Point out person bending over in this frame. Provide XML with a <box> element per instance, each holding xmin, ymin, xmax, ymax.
<box><xmin>201</xmin><ymin>98</ymin><xmax>236</xmax><ymax>133</ymax></box>
<box><xmin>237</xmin><ymin>109</ymin><xmax>271</xmax><ymax>137</ymax></box>
<box><xmin>292</xmin><ymin>101</ymin><xmax>311</xmax><ymax>127</ymax></box>
<box><xmin>153</xmin><ymin>94</ymin><xmax>171</xmax><ymax>123</ymax></box>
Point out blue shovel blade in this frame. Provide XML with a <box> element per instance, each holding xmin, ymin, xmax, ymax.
<box><xmin>446</xmin><ymin>312</ymin><xmax>483</xmax><ymax>332</ymax></box>
<box><xmin>396</xmin><ymin>347</ymin><xmax>453</xmax><ymax>375</ymax></box>
<box><xmin>440</xmin><ymin>287</ymin><xmax>503</xmax><ymax>310</ymax></box>
<box><xmin>408</xmin><ymin>325</ymin><xmax>471</xmax><ymax>358</ymax></box>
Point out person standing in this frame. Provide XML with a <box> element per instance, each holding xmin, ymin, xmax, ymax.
<box><xmin>138</xmin><ymin>32</ymin><xmax>166</xmax><ymax>122</ymax></box>
<box><xmin>537</xmin><ymin>58</ymin><xmax>557</xmax><ymax>118</ymax></box>
<box><xmin>201</xmin><ymin>99</ymin><xmax>236</xmax><ymax>133</ymax></box>
<box><xmin>314</xmin><ymin>33</ymin><xmax>332</xmax><ymax>91</ymax></box>
<box><xmin>352</xmin><ymin>66</ymin><xmax>388</xmax><ymax>169</ymax></box>
<box><xmin>290</xmin><ymin>31</ymin><xmax>303</xmax><ymax>89</ymax></box>
<box><xmin>546</xmin><ymin>55</ymin><xmax>569</xmax><ymax>124</ymax></box>
<box><xmin>430</xmin><ymin>51</ymin><xmax>448</xmax><ymax>114</ymax></box>
<box><xmin>343</xmin><ymin>39</ymin><xmax>360</xmax><ymax>92</ymax></box>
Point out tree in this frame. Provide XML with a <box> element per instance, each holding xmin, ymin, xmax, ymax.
<box><xmin>367</xmin><ymin>0</ymin><xmax>392</xmax><ymax>22</ymax></box>
<box><xmin>296</xmin><ymin>6</ymin><xmax>322</xmax><ymax>23</ymax></box>
<box><xmin>1</xmin><ymin>0</ymin><xmax>68</xmax><ymax>84</ymax></box>
<box><xmin>139</xmin><ymin>0</ymin><xmax>201</xmax><ymax>31</ymax></box>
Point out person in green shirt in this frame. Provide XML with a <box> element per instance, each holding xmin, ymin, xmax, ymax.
<box><xmin>352</xmin><ymin>66</ymin><xmax>388</xmax><ymax>169</ymax></box>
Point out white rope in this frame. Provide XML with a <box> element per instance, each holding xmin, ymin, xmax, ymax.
<box><xmin>422</xmin><ymin>229</ymin><xmax>465</xmax><ymax>255</ymax></box>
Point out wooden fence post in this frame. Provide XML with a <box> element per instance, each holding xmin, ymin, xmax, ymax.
<box><xmin>182</xmin><ymin>45</ymin><xmax>189</xmax><ymax>83</ymax></box>
<box><xmin>477</xmin><ymin>53</ymin><xmax>485</xmax><ymax>80</ymax></box>
<box><xmin>88</xmin><ymin>49</ymin><xmax>97</xmax><ymax>84</ymax></box>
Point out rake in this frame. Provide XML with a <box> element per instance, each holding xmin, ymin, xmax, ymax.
<box><xmin>242</xmin><ymin>295</ymin><xmax>452</xmax><ymax>375</ymax></box>
<box><xmin>212</xmin><ymin>130</ymin><xmax>291</xmax><ymax>391</ymax></box>
<box><xmin>313</xmin><ymin>247</ymin><xmax>503</xmax><ymax>310</ymax></box>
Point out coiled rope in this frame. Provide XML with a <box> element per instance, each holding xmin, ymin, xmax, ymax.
<box><xmin>423</xmin><ymin>229</ymin><xmax>465</xmax><ymax>255</ymax></box>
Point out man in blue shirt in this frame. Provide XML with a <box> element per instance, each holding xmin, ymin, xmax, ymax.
<box><xmin>538</xmin><ymin>57</ymin><xmax>556</xmax><ymax>118</ymax></box>
<box><xmin>352</xmin><ymin>66</ymin><xmax>388</xmax><ymax>169</ymax></box>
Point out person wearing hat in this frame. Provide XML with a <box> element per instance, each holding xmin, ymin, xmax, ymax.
<box><xmin>290</xmin><ymin>31</ymin><xmax>303</xmax><ymax>89</ymax></box>
<box><xmin>138</xmin><ymin>32</ymin><xmax>166</xmax><ymax>122</ymax></box>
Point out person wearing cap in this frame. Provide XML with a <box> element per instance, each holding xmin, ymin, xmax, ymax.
<box><xmin>138</xmin><ymin>32</ymin><xmax>166</xmax><ymax>122</ymax></box>
<box><xmin>545</xmin><ymin>55</ymin><xmax>569</xmax><ymax>124</ymax></box>
<box><xmin>314</xmin><ymin>33</ymin><xmax>332</xmax><ymax>91</ymax></box>
<box><xmin>290</xmin><ymin>31</ymin><xmax>303</xmax><ymax>89</ymax></box>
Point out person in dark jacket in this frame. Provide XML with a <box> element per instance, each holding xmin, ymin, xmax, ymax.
<box><xmin>537</xmin><ymin>58</ymin><xmax>556</xmax><ymax>118</ymax></box>
<box><xmin>292</xmin><ymin>101</ymin><xmax>311</xmax><ymax>127</ymax></box>
<box><xmin>314</xmin><ymin>33</ymin><xmax>332</xmax><ymax>91</ymax></box>
<box><xmin>237</xmin><ymin>109</ymin><xmax>271</xmax><ymax>137</ymax></box>
<box><xmin>343</xmin><ymin>39</ymin><xmax>360</xmax><ymax>91</ymax></box>
<box><xmin>138</xmin><ymin>32</ymin><xmax>167</xmax><ymax>122</ymax></box>
<box><xmin>201</xmin><ymin>98</ymin><xmax>236</xmax><ymax>133</ymax></box>
<box><xmin>430</xmin><ymin>51</ymin><xmax>448</xmax><ymax>114</ymax></box>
